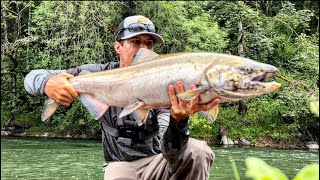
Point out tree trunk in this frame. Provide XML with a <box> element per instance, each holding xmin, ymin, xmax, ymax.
<box><xmin>236</xmin><ymin>1</ymin><xmax>247</xmax><ymax>115</ymax></box>
<box><xmin>3</xmin><ymin>1</ymin><xmax>21</xmax><ymax>127</ymax></box>
<box><xmin>266</xmin><ymin>0</ymin><xmax>273</xmax><ymax>17</ymax></box>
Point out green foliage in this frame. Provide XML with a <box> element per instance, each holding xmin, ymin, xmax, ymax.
<box><xmin>1</xmin><ymin>1</ymin><xmax>319</xmax><ymax>142</ymax></box>
<box><xmin>293</xmin><ymin>164</ymin><xmax>319</xmax><ymax>180</ymax></box>
<box><xmin>309</xmin><ymin>95</ymin><xmax>319</xmax><ymax>117</ymax></box>
<box><xmin>136</xmin><ymin>1</ymin><xmax>228</xmax><ymax>53</ymax></box>
<box><xmin>30</xmin><ymin>1</ymin><xmax>117</xmax><ymax>68</ymax></box>
<box><xmin>246</xmin><ymin>157</ymin><xmax>288</xmax><ymax>180</ymax></box>
<box><xmin>189</xmin><ymin>113</ymin><xmax>215</xmax><ymax>138</ymax></box>
<box><xmin>47</xmin><ymin>100</ymin><xmax>100</xmax><ymax>136</ymax></box>
<box><xmin>244</xmin><ymin>157</ymin><xmax>319</xmax><ymax>180</ymax></box>
<box><xmin>229</xmin><ymin>156</ymin><xmax>241</xmax><ymax>180</ymax></box>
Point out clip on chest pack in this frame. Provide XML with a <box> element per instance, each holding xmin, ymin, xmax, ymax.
<box><xmin>104</xmin><ymin>107</ymin><xmax>159</xmax><ymax>145</ymax></box>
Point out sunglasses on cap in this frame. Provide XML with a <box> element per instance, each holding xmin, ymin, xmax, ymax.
<box><xmin>116</xmin><ymin>23</ymin><xmax>158</xmax><ymax>41</ymax></box>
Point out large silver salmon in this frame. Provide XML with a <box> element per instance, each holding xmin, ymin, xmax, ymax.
<box><xmin>42</xmin><ymin>48</ymin><xmax>281</xmax><ymax>125</ymax></box>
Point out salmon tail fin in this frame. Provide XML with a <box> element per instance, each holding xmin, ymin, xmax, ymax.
<box><xmin>41</xmin><ymin>98</ymin><xmax>60</xmax><ymax>122</ymax></box>
<box><xmin>79</xmin><ymin>94</ymin><xmax>109</xmax><ymax>120</ymax></box>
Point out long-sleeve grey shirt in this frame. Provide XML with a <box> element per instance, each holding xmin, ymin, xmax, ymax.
<box><xmin>24</xmin><ymin>62</ymin><xmax>189</xmax><ymax>165</ymax></box>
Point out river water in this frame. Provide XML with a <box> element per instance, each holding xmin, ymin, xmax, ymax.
<box><xmin>1</xmin><ymin>136</ymin><xmax>318</xmax><ymax>180</ymax></box>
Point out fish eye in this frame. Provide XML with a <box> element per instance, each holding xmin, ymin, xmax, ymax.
<box><xmin>245</xmin><ymin>67</ymin><xmax>251</xmax><ymax>72</ymax></box>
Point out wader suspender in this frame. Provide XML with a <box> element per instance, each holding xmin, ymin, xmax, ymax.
<box><xmin>102</xmin><ymin>108</ymin><xmax>123</xmax><ymax>137</ymax></box>
<box><xmin>116</xmin><ymin>107</ymin><xmax>124</xmax><ymax>127</ymax></box>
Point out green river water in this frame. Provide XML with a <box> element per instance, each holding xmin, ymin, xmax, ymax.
<box><xmin>1</xmin><ymin>136</ymin><xmax>319</xmax><ymax>180</ymax></box>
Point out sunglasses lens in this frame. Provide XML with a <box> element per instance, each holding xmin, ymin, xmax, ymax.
<box><xmin>127</xmin><ymin>23</ymin><xmax>156</xmax><ymax>33</ymax></box>
<box><xmin>116</xmin><ymin>23</ymin><xmax>158</xmax><ymax>41</ymax></box>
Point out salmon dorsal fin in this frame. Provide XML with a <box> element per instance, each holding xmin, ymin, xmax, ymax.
<box><xmin>133</xmin><ymin>48</ymin><xmax>159</xmax><ymax>64</ymax></box>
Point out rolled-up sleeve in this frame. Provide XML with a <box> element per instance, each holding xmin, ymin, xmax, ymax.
<box><xmin>24</xmin><ymin>69</ymin><xmax>65</xmax><ymax>96</ymax></box>
<box><xmin>24</xmin><ymin>62</ymin><xmax>119</xmax><ymax>96</ymax></box>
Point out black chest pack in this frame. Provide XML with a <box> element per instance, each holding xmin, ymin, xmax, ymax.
<box><xmin>103</xmin><ymin>108</ymin><xmax>159</xmax><ymax>146</ymax></box>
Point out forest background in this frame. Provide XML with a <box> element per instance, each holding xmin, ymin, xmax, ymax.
<box><xmin>1</xmin><ymin>1</ymin><xmax>319</xmax><ymax>147</ymax></box>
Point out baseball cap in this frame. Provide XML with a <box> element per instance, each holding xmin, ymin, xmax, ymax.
<box><xmin>116</xmin><ymin>15</ymin><xmax>164</xmax><ymax>44</ymax></box>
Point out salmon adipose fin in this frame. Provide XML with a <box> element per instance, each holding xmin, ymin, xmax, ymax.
<box><xmin>198</xmin><ymin>105</ymin><xmax>219</xmax><ymax>123</ymax></box>
<box><xmin>41</xmin><ymin>98</ymin><xmax>60</xmax><ymax>122</ymax></box>
<box><xmin>79</xmin><ymin>94</ymin><xmax>109</xmax><ymax>120</ymax></box>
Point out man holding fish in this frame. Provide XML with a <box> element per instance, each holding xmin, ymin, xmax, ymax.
<box><xmin>24</xmin><ymin>15</ymin><xmax>221</xmax><ymax>180</ymax></box>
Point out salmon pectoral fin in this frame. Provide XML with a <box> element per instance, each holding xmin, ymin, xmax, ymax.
<box><xmin>131</xmin><ymin>109</ymin><xmax>150</xmax><ymax>126</ymax></box>
<box><xmin>177</xmin><ymin>86</ymin><xmax>209</xmax><ymax>101</ymax></box>
<box><xmin>198</xmin><ymin>105</ymin><xmax>219</xmax><ymax>123</ymax></box>
<box><xmin>79</xmin><ymin>94</ymin><xmax>109</xmax><ymax>120</ymax></box>
<box><xmin>41</xmin><ymin>98</ymin><xmax>60</xmax><ymax>122</ymax></box>
<box><xmin>119</xmin><ymin>100</ymin><xmax>146</xmax><ymax>118</ymax></box>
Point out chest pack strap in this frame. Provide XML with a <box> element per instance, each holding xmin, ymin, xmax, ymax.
<box><xmin>103</xmin><ymin>108</ymin><xmax>124</xmax><ymax>137</ymax></box>
<box><xmin>116</xmin><ymin>107</ymin><xmax>124</xmax><ymax>127</ymax></box>
<box><xmin>104</xmin><ymin>108</ymin><xmax>158</xmax><ymax>140</ymax></box>
<box><xmin>103</xmin><ymin>124</ymin><xmax>119</xmax><ymax>137</ymax></box>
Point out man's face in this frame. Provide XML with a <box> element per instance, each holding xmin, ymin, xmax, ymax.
<box><xmin>114</xmin><ymin>34</ymin><xmax>155</xmax><ymax>68</ymax></box>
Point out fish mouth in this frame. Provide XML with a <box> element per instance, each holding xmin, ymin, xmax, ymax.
<box><xmin>252</xmin><ymin>72</ymin><xmax>277</xmax><ymax>82</ymax></box>
<box><xmin>248</xmin><ymin>71</ymin><xmax>281</xmax><ymax>91</ymax></box>
<box><xmin>211</xmin><ymin>69</ymin><xmax>281</xmax><ymax>100</ymax></box>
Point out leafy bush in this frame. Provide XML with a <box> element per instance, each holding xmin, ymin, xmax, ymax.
<box><xmin>245</xmin><ymin>157</ymin><xmax>319</xmax><ymax>180</ymax></box>
<box><xmin>189</xmin><ymin>113</ymin><xmax>215</xmax><ymax>138</ymax></box>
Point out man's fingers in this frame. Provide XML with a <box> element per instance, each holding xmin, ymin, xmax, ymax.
<box><xmin>60</xmin><ymin>72</ymin><xmax>74</xmax><ymax>79</ymax></box>
<box><xmin>54</xmin><ymin>95</ymin><xmax>71</xmax><ymax>106</ymax></box>
<box><xmin>189</xmin><ymin>83</ymin><xmax>199</xmax><ymax>106</ymax></box>
<box><xmin>176</xmin><ymin>81</ymin><xmax>188</xmax><ymax>108</ymax></box>
<box><xmin>62</xmin><ymin>93</ymin><xmax>75</xmax><ymax>102</ymax></box>
<box><xmin>59</xmin><ymin>100</ymin><xmax>70</xmax><ymax>107</ymax></box>
<box><xmin>168</xmin><ymin>84</ymin><xmax>178</xmax><ymax>106</ymax></box>
<box><xmin>176</xmin><ymin>81</ymin><xmax>185</xmax><ymax>94</ymax></box>
<box><xmin>202</xmin><ymin>98</ymin><xmax>220</xmax><ymax>111</ymax></box>
<box><xmin>60</xmin><ymin>73</ymin><xmax>78</xmax><ymax>99</ymax></box>
<box><xmin>190</xmin><ymin>83</ymin><xmax>196</xmax><ymax>90</ymax></box>
<box><xmin>64</xmin><ymin>82</ymin><xmax>78</xmax><ymax>99</ymax></box>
